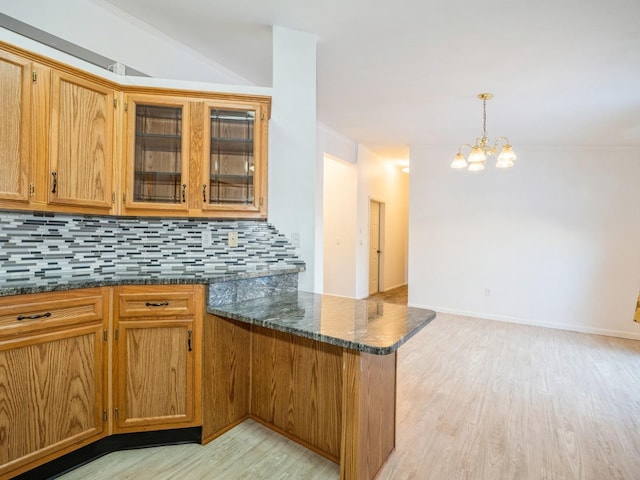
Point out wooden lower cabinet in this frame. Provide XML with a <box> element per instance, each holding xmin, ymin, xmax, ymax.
<box><xmin>113</xmin><ymin>285</ymin><xmax>202</xmax><ymax>433</ymax></box>
<box><xmin>0</xmin><ymin>284</ymin><xmax>203</xmax><ymax>478</ymax></box>
<box><xmin>203</xmin><ymin>314</ymin><xmax>397</xmax><ymax>480</ymax></box>
<box><xmin>0</xmin><ymin>288</ymin><xmax>109</xmax><ymax>479</ymax></box>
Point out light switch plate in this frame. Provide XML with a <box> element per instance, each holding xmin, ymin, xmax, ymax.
<box><xmin>201</xmin><ymin>230</ymin><xmax>213</xmax><ymax>248</ymax></box>
<box><xmin>228</xmin><ymin>231</ymin><xmax>238</xmax><ymax>248</ymax></box>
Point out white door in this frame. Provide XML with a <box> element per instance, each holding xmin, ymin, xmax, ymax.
<box><xmin>369</xmin><ymin>200</ymin><xmax>381</xmax><ymax>295</ymax></box>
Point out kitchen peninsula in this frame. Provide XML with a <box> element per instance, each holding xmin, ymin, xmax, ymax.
<box><xmin>1</xmin><ymin>268</ymin><xmax>434</xmax><ymax>480</ymax></box>
<box><xmin>205</xmin><ymin>290</ymin><xmax>435</xmax><ymax>480</ymax></box>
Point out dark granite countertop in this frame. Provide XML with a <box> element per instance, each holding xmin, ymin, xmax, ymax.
<box><xmin>207</xmin><ymin>291</ymin><xmax>436</xmax><ymax>355</ymax></box>
<box><xmin>0</xmin><ymin>267</ymin><xmax>303</xmax><ymax>297</ymax></box>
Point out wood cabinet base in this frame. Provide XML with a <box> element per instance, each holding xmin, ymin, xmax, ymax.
<box><xmin>12</xmin><ymin>428</ymin><xmax>201</xmax><ymax>480</ymax></box>
<box><xmin>203</xmin><ymin>315</ymin><xmax>397</xmax><ymax>480</ymax></box>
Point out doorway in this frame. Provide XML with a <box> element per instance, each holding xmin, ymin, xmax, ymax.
<box><xmin>369</xmin><ymin>199</ymin><xmax>384</xmax><ymax>295</ymax></box>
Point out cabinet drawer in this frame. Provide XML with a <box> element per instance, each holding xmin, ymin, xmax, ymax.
<box><xmin>117</xmin><ymin>285</ymin><xmax>197</xmax><ymax>318</ymax></box>
<box><xmin>0</xmin><ymin>288</ymin><xmax>106</xmax><ymax>337</ymax></box>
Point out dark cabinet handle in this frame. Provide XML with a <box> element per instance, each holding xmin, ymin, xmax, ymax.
<box><xmin>187</xmin><ymin>330</ymin><xmax>192</xmax><ymax>352</ymax></box>
<box><xmin>51</xmin><ymin>171</ymin><xmax>57</xmax><ymax>193</ymax></box>
<box><xmin>202</xmin><ymin>184</ymin><xmax>207</xmax><ymax>203</ymax></box>
<box><xmin>17</xmin><ymin>312</ymin><xmax>52</xmax><ymax>321</ymax></box>
<box><xmin>145</xmin><ymin>301</ymin><xmax>169</xmax><ymax>307</ymax></box>
<box><xmin>182</xmin><ymin>184</ymin><xmax>187</xmax><ymax>203</ymax></box>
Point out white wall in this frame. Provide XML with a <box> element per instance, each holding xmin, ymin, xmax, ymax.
<box><xmin>409</xmin><ymin>145</ymin><xmax>640</xmax><ymax>340</ymax></box>
<box><xmin>269</xmin><ymin>26</ymin><xmax>318</xmax><ymax>292</ymax></box>
<box><xmin>323</xmin><ymin>155</ymin><xmax>358</xmax><ymax>297</ymax></box>
<box><xmin>315</xmin><ymin>122</ymin><xmax>358</xmax><ymax>292</ymax></box>
<box><xmin>355</xmin><ymin>145</ymin><xmax>409</xmax><ymax>298</ymax></box>
<box><xmin>1</xmin><ymin>0</ymin><xmax>252</xmax><ymax>84</ymax></box>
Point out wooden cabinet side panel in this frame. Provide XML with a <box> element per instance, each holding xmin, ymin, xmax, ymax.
<box><xmin>49</xmin><ymin>70</ymin><xmax>114</xmax><ymax>211</ymax></box>
<box><xmin>30</xmin><ymin>64</ymin><xmax>51</xmax><ymax>208</ymax></box>
<box><xmin>340</xmin><ymin>349</ymin><xmax>362</xmax><ymax>480</ymax></box>
<box><xmin>189</xmin><ymin>100</ymin><xmax>204</xmax><ymax>212</ymax></box>
<box><xmin>340</xmin><ymin>350</ymin><xmax>396</xmax><ymax>480</ymax></box>
<box><xmin>250</xmin><ymin>325</ymin><xmax>342</xmax><ymax>461</ymax></box>
<box><xmin>0</xmin><ymin>325</ymin><xmax>105</xmax><ymax>478</ymax></box>
<box><xmin>256</xmin><ymin>103</ymin><xmax>268</xmax><ymax>216</ymax></box>
<box><xmin>293</xmin><ymin>333</ymin><xmax>342</xmax><ymax>459</ymax></box>
<box><xmin>0</xmin><ymin>49</ymin><xmax>30</xmax><ymax>205</ymax></box>
<box><xmin>249</xmin><ymin>325</ymin><xmax>278</xmax><ymax>424</ymax></box>
<box><xmin>201</xmin><ymin>315</ymin><xmax>250</xmax><ymax>443</ymax></box>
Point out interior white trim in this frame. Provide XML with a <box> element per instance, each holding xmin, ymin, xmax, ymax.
<box><xmin>409</xmin><ymin>303</ymin><xmax>640</xmax><ymax>341</ymax></box>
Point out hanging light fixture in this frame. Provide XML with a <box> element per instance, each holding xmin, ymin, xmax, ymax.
<box><xmin>451</xmin><ymin>93</ymin><xmax>517</xmax><ymax>171</ymax></box>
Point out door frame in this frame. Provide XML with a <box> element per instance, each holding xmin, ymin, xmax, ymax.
<box><xmin>369</xmin><ymin>198</ymin><xmax>385</xmax><ymax>295</ymax></box>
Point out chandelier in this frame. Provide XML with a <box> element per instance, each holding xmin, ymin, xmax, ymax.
<box><xmin>451</xmin><ymin>93</ymin><xmax>517</xmax><ymax>171</ymax></box>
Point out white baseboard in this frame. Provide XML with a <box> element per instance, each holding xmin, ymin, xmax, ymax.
<box><xmin>408</xmin><ymin>303</ymin><xmax>640</xmax><ymax>341</ymax></box>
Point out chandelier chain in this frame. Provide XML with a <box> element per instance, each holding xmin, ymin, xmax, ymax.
<box><xmin>482</xmin><ymin>97</ymin><xmax>487</xmax><ymax>140</ymax></box>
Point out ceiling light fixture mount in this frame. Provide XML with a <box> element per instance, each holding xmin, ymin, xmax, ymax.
<box><xmin>451</xmin><ymin>93</ymin><xmax>517</xmax><ymax>172</ymax></box>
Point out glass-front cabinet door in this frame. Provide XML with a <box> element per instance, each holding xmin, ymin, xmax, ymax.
<box><xmin>123</xmin><ymin>94</ymin><xmax>190</xmax><ymax>213</ymax></box>
<box><xmin>201</xmin><ymin>100</ymin><xmax>267</xmax><ymax>218</ymax></box>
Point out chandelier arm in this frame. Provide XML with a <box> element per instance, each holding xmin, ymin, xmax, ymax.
<box><xmin>493</xmin><ymin>136</ymin><xmax>511</xmax><ymax>148</ymax></box>
<box><xmin>457</xmin><ymin>143</ymin><xmax>475</xmax><ymax>154</ymax></box>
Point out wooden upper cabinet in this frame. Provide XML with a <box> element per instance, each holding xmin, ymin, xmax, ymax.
<box><xmin>0</xmin><ymin>48</ymin><xmax>32</xmax><ymax>206</ymax></box>
<box><xmin>122</xmin><ymin>92</ymin><xmax>269</xmax><ymax>218</ymax></box>
<box><xmin>121</xmin><ymin>94</ymin><xmax>191</xmax><ymax>214</ymax></box>
<box><xmin>0</xmin><ymin>42</ymin><xmax>117</xmax><ymax>215</ymax></box>
<box><xmin>200</xmin><ymin>99</ymin><xmax>268</xmax><ymax>218</ymax></box>
<box><xmin>0</xmin><ymin>41</ymin><xmax>271</xmax><ymax>218</ymax></box>
<box><xmin>48</xmin><ymin>70</ymin><xmax>115</xmax><ymax>212</ymax></box>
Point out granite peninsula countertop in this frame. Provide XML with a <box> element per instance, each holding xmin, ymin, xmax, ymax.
<box><xmin>0</xmin><ymin>267</ymin><xmax>303</xmax><ymax>297</ymax></box>
<box><xmin>208</xmin><ymin>291</ymin><xmax>436</xmax><ymax>355</ymax></box>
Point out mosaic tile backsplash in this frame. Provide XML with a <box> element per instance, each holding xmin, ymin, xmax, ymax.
<box><xmin>0</xmin><ymin>211</ymin><xmax>304</xmax><ymax>292</ymax></box>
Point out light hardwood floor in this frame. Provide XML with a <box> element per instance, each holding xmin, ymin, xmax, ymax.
<box><xmin>366</xmin><ymin>285</ymin><xmax>408</xmax><ymax>304</ymax></box>
<box><xmin>58</xmin><ymin>313</ymin><xmax>640</xmax><ymax>480</ymax></box>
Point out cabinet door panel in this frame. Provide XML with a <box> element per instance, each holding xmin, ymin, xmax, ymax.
<box><xmin>122</xmin><ymin>95</ymin><xmax>190</xmax><ymax>214</ymax></box>
<box><xmin>201</xmin><ymin>100</ymin><xmax>267</xmax><ymax>218</ymax></box>
<box><xmin>0</xmin><ymin>49</ymin><xmax>31</xmax><ymax>205</ymax></box>
<box><xmin>0</xmin><ymin>325</ymin><xmax>105</xmax><ymax>477</ymax></box>
<box><xmin>49</xmin><ymin>70</ymin><xmax>114</xmax><ymax>211</ymax></box>
<box><xmin>115</xmin><ymin>321</ymin><xmax>195</xmax><ymax>431</ymax></box>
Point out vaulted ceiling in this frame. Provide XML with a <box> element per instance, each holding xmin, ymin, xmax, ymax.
<box><xmin>70</xmin><ymin>0</ymin><xmax>640</xmax><ymax>155</ymax></box>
